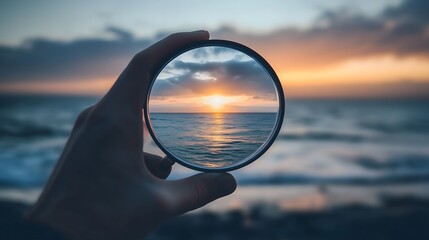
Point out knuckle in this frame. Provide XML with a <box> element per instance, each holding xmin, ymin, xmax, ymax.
<box><xmin>192</xmin><ymin>182</ymin><xmax>210</xmax><ymax>206</ymax></box>
<box><xmin>161</xmin><ymin>198</ymin><xmax>175</xmax><ymax>216</ymax></box>
<box><xmin>132</xmin><ymin>50</ymin><xmax>149</xmax><ymax>65</ymax></box>
<box><xmin>130</xmin><ymin>51</ymin><xmax>152</xmax><ymax>72</ymax></box>
<box><xmin>85</xmin><ymin>104</ymin><xmax>121</xmax><ymax>133</ymax></box>
<box><xmin>70</xmin><ymin>106</ymin><xmax>94</xmax><ymax>136</ymax></box>
<box><xmin>166</xmin><ymin>32</ymin><xmax>185</xmax><ymax>41</ymax></box>
<box><xmin>132</xmin><ymin>51</ymin><xmax>144</xmax><ymax>62</ymax></box>
<box><xmin>75</xmin><ymin>106</ymin><xmax>93</xmax><ymax>126</ymax></box>
<box><xmin>165</xmin><ymin>32</ymin><xmax>180</xmax><ymax>41</ymax></box>
<box><xmin>87</xmin><ymin>104</ymin><xmax>109</xmax><ymax>124</ymax></box>
<box><xmin>151</xmin><ymin>188</ymin><xmax>176</xmax><ymax>216</ymax></box>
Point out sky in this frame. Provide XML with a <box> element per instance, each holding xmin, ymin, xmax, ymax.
<box><xmin>0</xmin><ymin>0</ymin><xmax>428</xmax><ymax>98</ymax></box>
<box><xmin>149</xmin><ymin>46</ymin><xmax>278</xmax><ymax>112</ymax></box>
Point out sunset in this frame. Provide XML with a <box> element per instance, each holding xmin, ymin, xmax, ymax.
<box><xmin>149</xmin><ymin>45</ymin><xmax>278</xmax><ymax>113</ymax></box>
<box><xmin>1</xmin><ymin>1</ymin><xmax>429</xmax><ymax>239</ymax></box>
<box><xmin>205</xmin><ymin>95</ymin><xmax>228</xmax><ymax>110</ymax></box>
<box><xmin>1</xmin><ymin>0</ymin><xmax>428</xmax><ymax>98</ymax></box>
<box><xmin>147</xmin><ymin>43</ymin><xmax>280</xmax><ymax>168</ymax></box>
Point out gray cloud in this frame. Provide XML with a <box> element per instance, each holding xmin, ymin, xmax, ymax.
<box><xmin>106</xmin><ymin>26</ymin><xmax>135</xmax><ymax>40</ymax></box>
<box><xmin>383</xmin><ymin>0</ymin><xmax>429</xmax><ymax>23</ymax></box>
<box><xmin>212</xmin><ymin>0</ymin><xmax>429</xmax><ymax>70</ymax></box>
<box><xmin>151</xmin><ymin>59</ymin><xmax>277</xmax><ymax>98</ymax></box>
<box><xmin>0</xmin><ymin>27</ymin><xmax>150</xmax><ymax>83</ymax></box>
<box><xmin>0</xmin><ymin>0</ymin><xmax>427</xmax><ymax>88</ymax></box>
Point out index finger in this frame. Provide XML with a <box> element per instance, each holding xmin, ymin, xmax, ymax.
<box><xmin>102</xmin><ymin>30</ymin><xmax>210</xmax><ymax>111</ymax></box>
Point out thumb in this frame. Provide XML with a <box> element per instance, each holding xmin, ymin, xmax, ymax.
<box><xmin>169</xmin><ymin>173</ymin><xmax>236</xmax><ymax>215</ymax></box>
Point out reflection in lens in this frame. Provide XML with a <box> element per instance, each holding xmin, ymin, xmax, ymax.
<box><xmin>148</xmin><ymin>46</ymin><xmax>279</xmax><ymax>169</ymax></box>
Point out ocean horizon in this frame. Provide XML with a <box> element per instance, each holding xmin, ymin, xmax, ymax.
<box><xmin>1</xmin><ymin>94</ymin><xmax>429</xmax><ymax>210</ymax></box>
<box><xmin>150</xmin><ymin>112</ymin><xmax>277</xmax><ymax>168</ymax></box>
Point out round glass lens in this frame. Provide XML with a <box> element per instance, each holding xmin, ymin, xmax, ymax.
<box><xmin>146</xmin><ymin>41</ymin><xmax>283</xmax><ymax>171</ymax></box>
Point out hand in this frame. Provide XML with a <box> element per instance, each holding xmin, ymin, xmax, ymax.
<box><xmin>27</xmin><ymin>31</ymin><xmax>237</xmax><ymax>240</ymax></box>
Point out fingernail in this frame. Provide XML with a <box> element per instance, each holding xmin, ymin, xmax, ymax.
<box><xmin>161</xmin><ymin>156</ymin><xmax>174</xmax><ymax>170</ymax></box>
<box><xmin>216</xmin><ymin>174</ymin><xmax>237</xmax><ymax>196</ymax></box>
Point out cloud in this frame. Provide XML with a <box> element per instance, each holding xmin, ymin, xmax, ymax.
<box><xmin>105</xmin><ymin>26</ymin><xmax>135</xmax><ymax>40</ymax></box>
<box><xmin>151</xmin><ymin>58</ymin><xmax>277</xmax><ymax>99</ymax></box>
<box><xmin>284</xmin><ymin>80</ymin><xmax>429</xmax><ymax>99</ymax></box>
<box><xmin>0</xmin><ymin>0</ymin><xmax>428</xmax><ymax>98</ymax></box>
<box><xmin>211</xmin><ymin>0</ymin><xmax>429</xmax><ymax>70</ymax></box>
<box><xmin>0</xmin><ymin>27</ymin><xmax>151</xmax><ymax>83</ymax></box>
<box><xmin>383</xmin><ymin>0</ymin><xmax>429</xmax><ymax>24</ymax></box>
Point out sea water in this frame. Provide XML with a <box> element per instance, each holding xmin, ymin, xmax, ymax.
<box><xmin>1</xmin><ymin>95</ymin><xmax>429</xmax><ymax>207</ymax></box>
<box><xmin>150</xmin><ymin>113</ymin><xmax>277</xmax><ymax>168</ymax></box>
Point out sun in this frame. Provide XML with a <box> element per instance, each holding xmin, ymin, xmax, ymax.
<box><xmin>205</xmin><ymin>95</ymin><xmax>228</xmax><ymax>110</ymax></box>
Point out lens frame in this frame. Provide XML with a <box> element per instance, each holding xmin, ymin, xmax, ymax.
<box><xmin>144</xmin><ymin>40</ymin><xmax>285</xmax><ymax>172</ymax></box>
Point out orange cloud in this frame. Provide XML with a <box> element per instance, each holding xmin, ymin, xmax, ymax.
<box><xmin>1</xmin><ymin>0</ymin><xmax>428</xmax><ymax>98</ymax></box>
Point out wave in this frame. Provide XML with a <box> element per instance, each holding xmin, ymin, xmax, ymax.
<box><xmin>0</xmin><ymin>176</ymin><xmax>46</xmax><ymax>189</ymax></box>
<box><xmin>353</xmin><ymin>154</ymin><xmax>429</xmax><ymax>171</ymax></box>
<box><xmin>277</xmin><ymin>131</ymin><xmax>366</xmax><ymax>142</ymax></box>
<box><xmin>0</xmin><ymin>116</ymin><xmax>70</xmax><ymax>138</ymax></box>
<box><xmin>238</xmin><ymin>173</ymin><xmax>429</xmax><ymax>186</ymax></box>
<box><xmin>4</xmin><ymin>172</ymin><xmax>429</xmax><ymax>189</ymax></box>
<box><xmin>360</xmin><ymin>120</ymin><xmax>429</xmax><ymax>134</ymax></box>
<box><xmin>0</xmin><ymin>124</ymin><xmax>56</xmax><ymax>138</ymax></box>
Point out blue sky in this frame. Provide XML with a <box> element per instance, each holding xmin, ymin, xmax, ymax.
<box><xmin>150</xmin><ymin>46</ymin><xmax>278</xmax><ymax>112</ymax></box>
<box><xmin>1</xmin><ymin>0</ymin><xmax>428</xmax><ymax>98</ymax></box>
<box><xmin>0</xmin><ymin>0</ymin><xmax>401</xmax><ymax>45</ymax></box>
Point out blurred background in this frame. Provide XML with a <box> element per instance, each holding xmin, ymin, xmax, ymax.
<box><xmin>1</xmin><ymin>0</ymin><xmax>429</xmax><ymax>239</ymax></box>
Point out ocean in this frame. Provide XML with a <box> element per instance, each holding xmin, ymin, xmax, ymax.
<box><xmin>150</xmin><ymin>113</ymin><xmax>277</xmax><ymax>168</ymax></box>
<box><xmin>1</xmin><ymin>94</ymin><xmax>429</xmax><ymax>210</ymax></box>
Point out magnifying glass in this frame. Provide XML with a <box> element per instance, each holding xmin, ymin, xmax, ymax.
<box><xmin>144</xmin><ymin>40</ymin><xmax>284</xmax><ymax>172</ymax></box>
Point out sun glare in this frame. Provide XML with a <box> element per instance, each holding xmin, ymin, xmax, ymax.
<box><xmin>205</xmin><ymin>95</ymin><xmax>228</xmax><ymax>110</ymax></box>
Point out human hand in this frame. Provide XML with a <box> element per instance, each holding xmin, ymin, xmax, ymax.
<box><xmin>27</xmin><ymin>31</ymin><xmax>237</xmax><ymax>240</ymax></box>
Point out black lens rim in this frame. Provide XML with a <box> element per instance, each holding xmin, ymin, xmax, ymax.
<box><xmin>144</xmin><ymin>39</ymin><xmax>285</xmax><ymax>172</ymax></box>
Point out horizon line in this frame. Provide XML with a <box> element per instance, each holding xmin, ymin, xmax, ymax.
<box><xmin>150</xmin><ymin>112</ymin><xmax>278</xmax><ymax>114</ymax></box>
<box><xmin>1</xmin><ymin>92</ymin><xmax>429</xmax><ymax>101</ymax></box>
